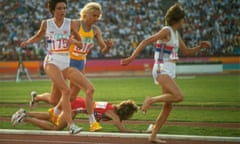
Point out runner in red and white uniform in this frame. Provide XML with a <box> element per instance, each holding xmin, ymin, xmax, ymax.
<box><xmin>11</xmin><ymin>97</ymin><xmax>138</xmax><ymax>132</ymax></box>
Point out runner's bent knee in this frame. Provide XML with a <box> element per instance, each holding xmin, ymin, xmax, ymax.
<box><xmin>61</xmin><ymin>87</ymin><xmax>71</xmax><ymax>98</ymax></box>
<box><xmin>85</xmin><ymin>86</ymin><xmax>94</xmax><ymax>97</ymax></box>
<box><xmin>173</xmin><ymin>91</ymin><xmax>184</xmax><ymax>102</ymax></box>
<box><xmin>49</xmin><ymin>97</ymin><xmax>59</xmax><ymax>106</ymax></box>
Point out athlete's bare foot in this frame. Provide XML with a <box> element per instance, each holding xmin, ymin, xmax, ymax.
<box><xmin>149</xmin><ymin>138</ymin><xmax>167</xmax><ymax>144</ymax></box>
<box><xmin>141</xmin><ymin>96</ymin><xmax>151</xmax><ymax>114</ymax></box>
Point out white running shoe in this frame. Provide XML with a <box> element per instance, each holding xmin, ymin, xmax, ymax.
<box><xmin>11</xmin><ymin>108</ymin><xmax>25</xmax><ymax>122</ymax></box>
<box><xmin>12</xmin><ymin>108</ymin><xmax>26</xmax><ymax>126</ymax></box>
<box><xmin>29</xmin><ymin>91</ymin><xmax>37</xmax><ymax>109</ymax></box>
<box><xmin>69</xmin><ymin>123</ymin><xmax>83</xmax><ymax>134</ymax></box>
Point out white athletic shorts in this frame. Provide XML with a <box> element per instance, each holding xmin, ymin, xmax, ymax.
<box><xmin>152</xmin><ymin>61</ymin><xmax>176</xmax><ymax>84</ymax></box>
<box><xmin>44</xmin><ymin>53</ymin><xmax>70</xmax><ymax>71</ymax></box>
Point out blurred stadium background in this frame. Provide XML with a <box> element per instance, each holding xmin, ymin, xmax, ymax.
<box><xmin>0</xmin><ymin>1</ymin><xmax>240</xmax><ymax>142</ymax></box>
<box><xmin>0</xmin><ymin>0</ymin><xmax>239</xmax><ymax>78</ymax></box>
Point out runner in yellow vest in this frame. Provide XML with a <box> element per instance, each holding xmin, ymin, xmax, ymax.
<box><xmin>69</xmin><ymin>2</ymin><xmax>113</xmax><ymax>111</ymax></box>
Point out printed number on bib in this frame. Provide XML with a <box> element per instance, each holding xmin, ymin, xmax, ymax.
<box><xmin>47</xmin><ymin>39</ymin><xmax>68</xmax><ymax>51</ymax></box>
<box><xmin>73</xmin><ymin>42</ymin><xmax>94</xmax><ymax>54</ymax></box>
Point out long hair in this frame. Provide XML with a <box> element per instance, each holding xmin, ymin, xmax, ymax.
<box><xmin>115</xmin><ymin>100</ymin><xmax>138</xmax><ymax>121</ymax></box>
<box><xmin>165</xmin><ymin>3</ymin><xmax>185</xmax><ymax>26</ymax></box>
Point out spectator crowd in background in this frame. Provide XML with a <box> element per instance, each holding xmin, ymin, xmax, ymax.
<box><xmin>0</xmin><ymin>0</ymin><xmax>239</xmax><ymax>61</ymax></box>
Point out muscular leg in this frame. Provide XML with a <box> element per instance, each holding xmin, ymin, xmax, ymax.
<box><xmin>23</xmin><ymin>112</ymin><xmax>66</xmax><ymax>130</ymax></box>
<box><xmin>54</xmin><ymin>77</ymin><xmax>81</xmax><ymax>111</ymax></box>
<box><xmin>44</xmin><ymin>64</ymin><xmax>72</xmax><ymax>128</ymax></box>
<box><xmin>34</xmin><ymin>92</ymin><xmax>51</xmax><ymax>104</ymax></box>
<box><xmin>32</xmin><ymin>63</ymin><xmax>86</xmax><ymax>109</ymax></box>
<box><xmin>69</xmin><ymin>64</ymin><xmax>85</xmax><ymax>101</ymax></box>
<box><xmin>145</xmin><ymin>75</ymin><xmax>183</xmax><ymax>143</ymax></box>
<box><xmin>64</xmin><ymin>67</ymin><xmax>98</xmax><ymax>126</ymax></box>
<box><xmin>34</xmin><ymin>84</ymin><xmax>61</xmax><ymax>106</ymax></box>
<box><xmin>54</xmin><ymin>66</ymin><xmax>84</xmax><ymax>110</ymax></box>
<box><xmin>49</xmin><ymin>84</ymin><xmax>62</xmax><ymax>106</ymax></box>
<box><xmin>70</xmin><ymin>82</ymin><xmax>80</xmax><ymax>101</ymax></box>
<box><xmin>27</xmin><ymin>112</ymin><xmax>50</xmax><ymax>120</ymax></box>
<box><xmin>142</xmin><ymin>74</ymin><xmax>183</xmax><ymax>112</ymax></box>
<box><xmin>24</xmin><ymin>117</ymin><xmax>59</xmax><ymax>130</ymax></box>
<box><xmin>64</xmin><ymin>67</ymin><xmax>95</xmax><ymax>116</ymax></box>
<box><xmin>149</xmin><ymin>102</ymin><xmax>171</xmax><ymax>143</ymax></box>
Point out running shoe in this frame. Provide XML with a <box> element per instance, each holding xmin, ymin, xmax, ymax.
<box><xmin>48</xmin><ymin>108</ymin><xmax>59</xmax><ymax>125</ymax></box>
<box><xmin>69</xmin><ymin>123</ymin><xmax>83</xmax><ymax>134</ymax></box>
<box><xmin>89</xmin><ymin>121</ymin><xmax>102</xmax><ymax>132</ymax></box>
<box><xmin>12</xmin><ymin>109</ymin><xmax>26</xmax><ymax>126</ymax></box>
<box><xmin>29</xmin><ymin>91</ymin><xmax>37</xmax><ymax>109</ymax></box>
<box><xmin>55</xmin><ymin>114</ymin><xmax>62</xmax><ymax>126</ymax></box>
<box><xmin>11</xmin><ymin>108</ymin><xmax>25</xmax><ymax>122</ymax></box>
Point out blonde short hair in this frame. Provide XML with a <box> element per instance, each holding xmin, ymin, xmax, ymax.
<box><xmin>80</xmin><ymin>2</ymin><xmax>102</xmax><ymax>20</ymax></box>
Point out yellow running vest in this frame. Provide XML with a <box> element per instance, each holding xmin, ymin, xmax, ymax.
<box><xmin>69</xmin><ymin>21</ymin><xmax>94</xmax><ymax>60</ymax></box>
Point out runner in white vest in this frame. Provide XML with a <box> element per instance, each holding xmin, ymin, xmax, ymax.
<box><xmin>121</xmin><ymin>3</ymin><xmax>211</xmax><ymax>143</ymax></box>
<box><xmin>20</xmin><ymin>0</ymin><xmax>102</xmax><ymax>134</ymax></box>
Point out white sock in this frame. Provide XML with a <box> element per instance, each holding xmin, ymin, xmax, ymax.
<box><xmin>54</xmin><ymin>107</ymin><xmax>60</xmax><ymax>115</ymax></box>
<box><xmin>89</xmin><ymin>114</ymin><xmax>96</xmax><ymax>125</ymax></box>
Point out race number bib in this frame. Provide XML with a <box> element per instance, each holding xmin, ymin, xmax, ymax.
<box><xmin>47</xmin><ymin>34</ymin><xmax>69</xmax><ymax>51</ymax></box>
<box><xmin>95</xmin><ymin>102</ymin><xmax>108</xmax><ymax>109</ymax></box>
<box><xmin>73</xmin><ymin>42</ymin><xmax>94</xmax><ymax>54</ymax></box>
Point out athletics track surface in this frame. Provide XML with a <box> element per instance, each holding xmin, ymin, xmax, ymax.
<box><xmin>0</xmin><ymin>129</ymin><xmax>239</xmax><ymax>144</ymax></box>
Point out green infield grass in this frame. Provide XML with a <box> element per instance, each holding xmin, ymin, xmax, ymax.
<box><xmin>0</xmin><ymin>75</ymin><xmax>239</xmax><ymax>136</ymax></box>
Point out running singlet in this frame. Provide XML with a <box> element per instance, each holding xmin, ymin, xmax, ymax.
<box><xmin>71</xmin><ymin>97</ymin><xmax>114</xmax><ymax>121</ymax></box>
<box><xmin>155</xmin><ymin>26</ymin><xmax>179</xmax><ymax>62</ymax></box>
<box><xmin>69</xmin><ymin>21</ymin><xmax>95</xmax><ymax>60</ymax></box>
<box><xmin>46</xmin><ymin>18</ymin><xmax>71</xmax><ymax>53</ymax></box>
<box><xmin>154</xmin><ymin>26</ymin><xmax>179</xmax><ymax>70</ymax></box>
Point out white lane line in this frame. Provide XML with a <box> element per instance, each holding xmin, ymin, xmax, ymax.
<box><xmin>0</xmin><ymin>139</ymin><xmax>114</xmax><ymax>144</ymax></box>
<box><xmin>0</xmin><ymin>129</ymin><xmax>239</xmax><ymax>142</ymax></box>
